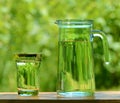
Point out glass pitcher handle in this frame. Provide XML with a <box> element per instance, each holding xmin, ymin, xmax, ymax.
<box><xmin>92</xmin><ymin>30</ymin><xmax>109</xmax><ymax>64</ymax></box>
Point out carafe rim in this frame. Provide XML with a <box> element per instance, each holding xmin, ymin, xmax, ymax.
<box><xmin>55</xmin><ymin>19</ymin><xmax>93</xmax><ymax>25</ymax></box>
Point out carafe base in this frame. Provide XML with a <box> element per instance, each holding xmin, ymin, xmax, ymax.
<box><xmin>57</xmin><ymin>91</ymin><xmax>94</xmax><ymax>97</ymax></box>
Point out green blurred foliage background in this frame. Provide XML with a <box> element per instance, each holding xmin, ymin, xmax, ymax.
<box><xmin>0</xmin><ymin>0</ymin><xmax>120</xmax><ymax>92</ymax></box>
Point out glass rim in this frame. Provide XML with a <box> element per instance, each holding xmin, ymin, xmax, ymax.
<box><xmin>15</xmin><ymin>53</ymin><xmax>42</xmax><ymax>57</ymax></box>
<box><xmin>55</xmin><ymin>19</ymin><xmax>93</xmax><ymax>25</ymax></box>
<box><xmin>15</xmin><ymin>53</ymin><xmax>42</xmax><ymax>61</ymax></box>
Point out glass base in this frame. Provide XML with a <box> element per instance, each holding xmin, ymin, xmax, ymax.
<box><xmin>18</xmin><ymin>89</ymin><xmax>39</xmax><ymax>96</ymax></box>
<box><xmin>57</xmin><ymin>91</ymin><xmax>94</xmax><ymax>97</ymax></box>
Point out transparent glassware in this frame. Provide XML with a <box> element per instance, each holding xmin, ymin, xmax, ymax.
<box><xmin>56</xmin><ymin>20</ymin><xmax>109</xmax><ymax>97</ymax></box>
<box><xmin>15</xmin><ymin>53</ymin><xmax>42</xmax><ymax>96</ymax></box>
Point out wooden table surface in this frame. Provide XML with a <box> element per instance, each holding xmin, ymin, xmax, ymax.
<box><xmin>0</xmin><ymin>91</ymin><xmax>120</xmax><ymax>103</ymax></box>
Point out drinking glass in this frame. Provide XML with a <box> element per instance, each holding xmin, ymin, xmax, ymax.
<box><xmin>15</xmin><ymin>53</ymin><xmax>42</xmax><ymax>96</ymax></box>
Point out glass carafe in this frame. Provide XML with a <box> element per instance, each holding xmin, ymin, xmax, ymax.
<box><xmin>56</xmin><ymin>20</ymin><xmax>109</xmax><ymax>97</ymax></box>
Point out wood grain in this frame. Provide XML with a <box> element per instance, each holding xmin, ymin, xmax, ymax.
<box><xmin>0</xmin><ymin>91</ymin><xmax>120</xmax><ymax>103</ymax></box>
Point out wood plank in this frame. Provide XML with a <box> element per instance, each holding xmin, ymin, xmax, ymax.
<box><xmin>0</xmin><ymin>91</ymin><xmax>120</xmax><ymax>103</ymax></box>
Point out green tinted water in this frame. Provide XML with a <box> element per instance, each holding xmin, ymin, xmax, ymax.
<box><xmin>57</xmin><ymin>27</ymin><xmax>95</xmax><ymax>97</ymax></box>
<box><xmin>16</xmin><ymin>61</ymin><xmax>40</xmax><ymax>96</ymax></box>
